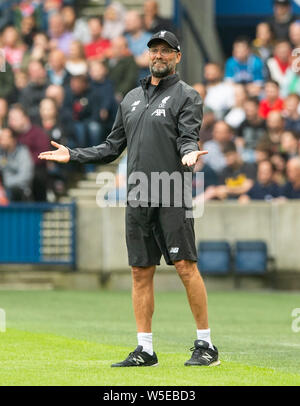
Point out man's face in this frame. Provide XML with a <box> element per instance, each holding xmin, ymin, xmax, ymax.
<box><xmin>225</xmin><ymin>151</ymin><xmax>238</xmax><ymax>167</ymax></box>
<box><xmin>204</xmin><ymin>64</ymin><xmax>222</xmax><ymax>84</ymax></box>
<box><xmin>244</xmin><ymin>101</ymin><xmax>258</xmax><ymax>120</ymax></box>
<box><xmin>88</xmin><ymin>18</ymin><xmax>102</xmax><ymax>39</ymax></box>
<box><xmin>266</xmin><ymin>111</ymin><xmax>284</xmax><ymax>130</ymax></box>
<box><xmin>0</xmin><ymin>129</ymin><xmax>15</xmax><ymax>151</ymax></box>
<box><xmin>70</xmin><ymin>77</ymin><xmax>87</xmax><ymax>94</ymax></box>
<box><xmin>274</xmin><ymin>3</ymin><xmax>290</xmax><ymax>19</ymax></box>
<box><xmin>257</xmin><ymin>161</ymin><xmax>273</xmax><ymax>185</ymax></box>
<box><xmin>149</xmin><ymin>41</ymin><xmax>181</xmax><ymax>78</ymax></box>
<box><xmin>274</xmin><ymin>42</ymin><xmax>291</xmax><ymax>61</ymax></box>
<box><xmin>289</xmin><ymin>23</ymin><xmax>300</xmax><ymax>46</ymax></box>
<box><xmin>8</xmin><ymin>109</ymin><xmax>28</xmax><ymax>133</ymax></box>
<box><xmin>265</xmin><ymin>83</ymin><xmax>279</xmax><ymax>101</ymax></box>
<box><xmin>287</xmin><ymin>161</ymin><xmax>300</xmax><ymax>183</ymax></box>
<box><xmin>28</xmin><ymin>62</ymin><xmax>47</xmax><ymax>84</ymax></box>
<box><xmin>212</xmin><ymin>122</ymin><xmax>232</xmax><ymax>143</ymax></box>
<box><xmin>233</xmin><ymin>42</ymin><xmax>250</xmax><ymax>62</ymax></box>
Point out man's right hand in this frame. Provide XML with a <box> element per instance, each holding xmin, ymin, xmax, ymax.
<box><xmin>38</xmin><ymin>141</ymin><xmax>70</xmax><ymax>163</ymax></box>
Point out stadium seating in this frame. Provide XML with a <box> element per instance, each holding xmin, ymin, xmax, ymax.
<box><xmin>197</xmin><ymin>241</ymin><xmax>232</xmax><ymax>275</ymax></box>
<box><xmin>233</xmin><ymin>240</ymin><xmax>276</xmax><ymax>288</ymax></box>
<box><xmin>197</xmin><ymin>240</ymin><xmax>276</xmax><ymax>288</ymax></box>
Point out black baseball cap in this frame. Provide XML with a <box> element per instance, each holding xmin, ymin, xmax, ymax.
<box><xmin>147</xmin><ymin>31</ymin><xmax>181</xmax><ymax>52</ymax></box>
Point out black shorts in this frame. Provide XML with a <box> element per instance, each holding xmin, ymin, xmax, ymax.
<box><xmin>125</xmin><ymin>205</ymin><xmax>198</xmax><ymax>267</ymax></box>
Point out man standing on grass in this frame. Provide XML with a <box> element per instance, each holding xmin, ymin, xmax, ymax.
<box><xmin>39</xmin><ymin>31</ymin><xmax>220</xmax><ymax>368</ymax></box>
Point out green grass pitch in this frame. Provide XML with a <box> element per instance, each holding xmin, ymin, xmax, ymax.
<box><xmin>0</xmin><ymin>289</ymin><xmax>300</xmax><ymax>386</ymax></box>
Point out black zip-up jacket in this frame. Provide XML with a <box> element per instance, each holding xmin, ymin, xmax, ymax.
<box><xmin>68</xmin><ymin>73</ymin><xmax>203</xmax><ymax>204</ymax></box>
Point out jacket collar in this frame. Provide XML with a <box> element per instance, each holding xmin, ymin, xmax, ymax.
<box><xmin>140</xmin><ymin>73</ymin><xmax>180</xmax><ymax>91</ymax></box>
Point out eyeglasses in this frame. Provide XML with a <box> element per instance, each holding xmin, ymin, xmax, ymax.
<box><xmin>149</xmin><ymin>48</ymin><xmax>177</xmax><ymax>56</ymax></box>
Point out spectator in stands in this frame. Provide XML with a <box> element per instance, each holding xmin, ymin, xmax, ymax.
<box><xmin>280</xmin><ymin>130</ymin><xmax>299</xmax><ymax>157</ymax></box>
<box><xmin>208</xmin><ymin>141</ymin><xmax>256</xmax><ymax>200</ymax></box>
<box><xmin>0</xmin><ymin>50</ymin><xmax>15</xmax><ymax>102</ymax></box>
<box><xmin>239</xmin><ymin>159</ymin><xmax>280</xmax><ymax>203</ymax></box>
<box><xmin>124</xmin><ymin>10</ymin><xmax>151</xmax><ymax>81</ymax></box>
<box><xmin>224</xmin><ymin>83</ymin><xmax>247</xmax><ymax>129</ymax></box>
<box><xmin>271</xmin><ymin>152</ymin><xmax>288</xmax><ymax>184</ymax></box>
<box><xmin>66</xmin><ymin>40</ymin><xmax>88</xmax><ymax>76</ymax></box>
<box><xmin>203</xmin><ymin>121</ymin><xmax>234</xmax><ymax>174</ymax></box>
<box><xmin>259</xmin><ymin>80</ymin><xmax>284</xmax><ymax>119</ymax></box>
<box><xmin>279</xmin><ymin>156</ymin><xmax>300</xmax><ymax>198</ymax></box>
<box><xmin>48</xmin><ymin>12</ymin><xmax>73</xmax><ymax>55</ymax></box>
<box><xmin>282</xmin><ymin>93</ymin><xmax>300</xmax><ymax>134</ymax></box>
<box><xmin>47</xmin><ymin>49</ymin><xmax>70</xmax><ymax>87</ymax></box>
<box><xmin>266</xmin><ymin>110</ymin><xmax>286</xmax><ymax>152</ymax></box>
<box><xmin>61</xmin><ymin>5</ymin><xmax>91</xmax><ymax>44</ymax></box>
<box><xmin>143</xmin><ymin>0</ymin><xmax>176</xmax><ymax>35</ymax></box>
<box><xmin>39</xmin><ymin>97</ymin><xmax>67</xmax><ymax>198</ymax></box>
<box><xmin>13</xmin><ymin>0</ymin><xmax>43</xmax><ymax>31</ymax></box>
<box><xmin>266</xmin><ymin>40</ymin><xmax>291</xmax><ymax>91</ymax></box>
<box><xmin>41</xmin><ymin>0</ymin><xmax>63</xmax><ymax>33</ymax></box>
<box><xmin>45</xmin><ymin>84</ymin><xmax>64</xmax><ymax>108</ymax></box>
<box><xmin>84</xmin><ymin>16</ymin><xmax>111</xmax><ymax>61</ymax></box>
<box><xmin>192</xmin><ymin>83</ymin><xmax>215</xmax><ymax>143</ymax></box>
<box><xmin>252</xmin><ymin>22</ymin><xmax>274</xmax><ymax>63</ymax></box>
<box><xmin>203</xmin><ymin>62</ymin><xmax>235</xmax><ymax>120</ymax></box>
<box><xmin>14</xmin><ymin>69</ymin><xmax>29</xmax><ymax>101</ymax></box>
<box><xmin>45</xmin><ymin>84</ymin><xmax>72</xmax><ymax>131</ymax></box>
<box><xmin>1</xmin><ymin>25</ymin><xmax>27</xmax><ymax>71</ymax></box>
<box><xmin>8</xmin><ymin>104</ymin><xmax>50</xmax><ymax>201</ymax></box>
<box><xmin>102</xmin><ymin>1</ymin><xmax>126</xmax><ymax>40</ymax></box>
<box><xmin>89</xmin><ymin>59</ymin><xmax>117</xmax><ymax>139</ymax></box>
<box><xmin>106</xmin><ymin>35</ymin><xmax>138</xmax><ymax>101</ymax></box>
<box><xmin>19</xmin><ymin>59</ymin><xmax>49</xmax><ymax>123</ymax></box>
<box><xmin>63</xmin><ymin>74</ymin><xmax>94</xmax><ymax>148</ymax></box>
<box><xmin>288</xmin><ymin>20</ymin><xmax>300</xmax><ymax>48</ymax></box>
<box><xmin>0</xmin><ymin>0</ymin><xmax>13</xmax><ymax>32</ymax></box>
<box><xmin>255</xmin><ymin>141</ymin><xmax>273</xmax><ymax>164</ymax></box>
<box><xmin>0</xmin><ymin>98</ymin><xmax>8</xmax><ymax>130</ymax></box>
<box><xmin>268</xmin><ymin>0</ymin><xmax>296</xmax><ymax>41</ymax></box>
<box><xmin>224</xmin><ymin>36</ymin><xmax>265</xmax><ymax>86</ymax></box>
<box><xmin>237</xmin><ymin>97</ymin><xmax>267</xmax><ymax>163</ymax></box>
<box><xmin>29</xmin><ymin>32</ymin><xmax>50</xmax><ymax>65</ymax></box>
<box><xmin>39</xmin><ymin>97</ymin><xmax>67</xmax><ymax>145</ymax></box>
<box><xmin>20</xmin><ymin>15</ymin><xmax>38</xmax><ymax>48</ymax></box>
<box><xmin>0</xmin><ymin>127</ymin><xmax>33</xmax><ymax>201</ymax></box>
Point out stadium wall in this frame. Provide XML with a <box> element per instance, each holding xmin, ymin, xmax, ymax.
<box><xmin>73</xmin><ymin>202</ymin><xmax>300</xmax><ymax>290</ymax></box>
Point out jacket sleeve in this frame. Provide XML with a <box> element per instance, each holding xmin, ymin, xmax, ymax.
<box><xmin>176</xmin><ymin>90</ymin><xmax>203</xmax><ymax>158</ymax></box>
<box><xmin>68</xmin><ymin>105</ymin><xmax>127</xmax><ymax>164</ymax></box>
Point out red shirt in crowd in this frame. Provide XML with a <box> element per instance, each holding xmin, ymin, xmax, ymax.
<box><xmin>84</xmin><ymin>38</ymin><xmax>111</xmax><ymax>60</ymax></box>
<box><xmin>258</xmin><ymin>98</ymin><xmax>284</xmax><ymax>119</ymax></box>
<box><xmin>17</xmin><ymin>125</ymin><xmax>51</xmax><ymax>166</ymax></box>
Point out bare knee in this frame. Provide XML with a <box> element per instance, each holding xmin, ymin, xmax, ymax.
<box><xmin>132</xmin><ymin>266</ymin><xmax>155</xmax><ymax>285</ymax></box>
<box><xmin>174</xmin><ymin>260</ymin><xmax>198</xmax><ymax>282</ymax></box>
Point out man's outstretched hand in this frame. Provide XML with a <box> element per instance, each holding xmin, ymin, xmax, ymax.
<box><xmin>182</xmin><ymin>150</ymin><xmax>208</xmax><ymax>167</ymax></box>
<box><xmin>38</xmin><ymin>141</ymin><xmax>70</xmax><ymax>163</ymax></box>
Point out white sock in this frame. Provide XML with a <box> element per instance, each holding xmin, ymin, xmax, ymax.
<box><xmin>197</xmin><ymin>328</ymin><xmax>214</xmax><ymax>349</ymax></box>
<box><xmin>137</xmin><ymin>332</ymin><xmax>153</xmax><ymax>355</ymax></box>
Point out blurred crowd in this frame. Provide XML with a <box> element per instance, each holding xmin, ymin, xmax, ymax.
<box><xmin>1</xmin><ymin>0</ymin><xmax>300</xmax><ymax>205</ymax></box>
<box><xmin>192</xmin><ymin>0</ymin><xmax>300</xmax><ymax>203</ymax></box>
<box><xmin>0</xmin><ymin>0</ymin><xmax>175</xmax><ymax>203</ymax></box>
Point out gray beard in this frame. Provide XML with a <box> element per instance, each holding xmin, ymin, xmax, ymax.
<box><xmin>150</xmin><ymin>64</ymin><xmax>173</xmax><ymax>78</ymax></box>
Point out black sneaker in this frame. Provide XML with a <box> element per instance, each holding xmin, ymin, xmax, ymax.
<box><xmin>184</xmin><ymin>340</ymin><xmax>220</xmax><ymax>366</ymax></box>
<box><xmin>111</xmin><ymin>345</ymin><xmax>159</xmax><ymax>367</ymax></box>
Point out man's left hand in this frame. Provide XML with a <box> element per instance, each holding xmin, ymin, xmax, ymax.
<box><xmin>182</xmin><ymin>150</ymin><xmax>208</xmax><ymax>167</ymax></box>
